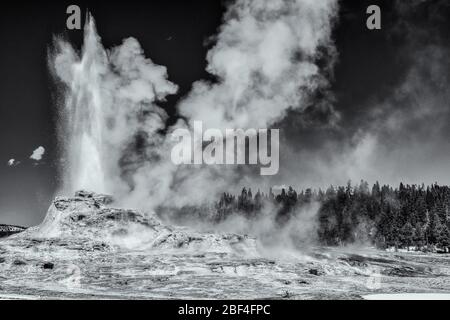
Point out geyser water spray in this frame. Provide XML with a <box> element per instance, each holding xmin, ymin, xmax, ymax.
<box><xmin>51</xmin><ymin>15</ymin><xmax>178</xmax><ymax>196</ymax></box>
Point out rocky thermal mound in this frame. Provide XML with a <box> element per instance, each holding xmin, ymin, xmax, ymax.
<box><xmin>14</xmin><ymin>191</ymin><xmax>257</xmax><ymax>255</ymax></box>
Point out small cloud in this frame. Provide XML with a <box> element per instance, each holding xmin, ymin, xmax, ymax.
<box><xmin>6</xmin><ymin>159</ymin><xmax>20</xmax><ymax>167</ymax></box>
<box><xmin>30</xmin><ymin>146</ymin><xmax>45</xmax><ymax>161</ymax></box>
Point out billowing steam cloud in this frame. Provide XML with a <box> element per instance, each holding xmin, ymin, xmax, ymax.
<box><xmin>179</xmin><ymin>0</ymin><xmax>338</xmax><ymax>131</ymax></box>
<box><xmin>50</xmin><ymin>0</ymin><xmax>340</xmax><ymax>215</ymax></box>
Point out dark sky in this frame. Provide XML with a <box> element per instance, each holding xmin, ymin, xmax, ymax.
<box><xmin>1</xmin><ymin>0</ymin><xmax>449</xmax><ymax>226</ymax></box>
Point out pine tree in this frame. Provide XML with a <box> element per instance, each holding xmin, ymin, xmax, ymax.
<box><xmin>400</xmin><ymin>222</ymin><xmax>414</xmax><ymax>249</ymax></box>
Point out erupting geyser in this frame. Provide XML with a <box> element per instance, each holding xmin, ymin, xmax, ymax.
<box><xmin>54</xmin><ymin>17</ymin><xmax>109</xmax><ymax>193</ymax></box>
<box><xmin>51</xmin><ymin>15</ymin><xmax>178</xmax><ymax>196</ymax></box>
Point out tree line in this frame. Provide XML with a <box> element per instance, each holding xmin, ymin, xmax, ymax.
<box><xmin>180</xmin><ymin>181</ymin><xmax>450</xmax><ymax>252</ymax></box>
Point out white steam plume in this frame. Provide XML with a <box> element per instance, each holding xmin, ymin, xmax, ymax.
<box><xmin>163</xmin><ymin>0</ymin><xmax>339</xmax><ymax>209</ymax></box>
<box><xmin>179</xmin><ymin>0</ymin><xmax>338</xmax><ymax>131</ymax></box>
